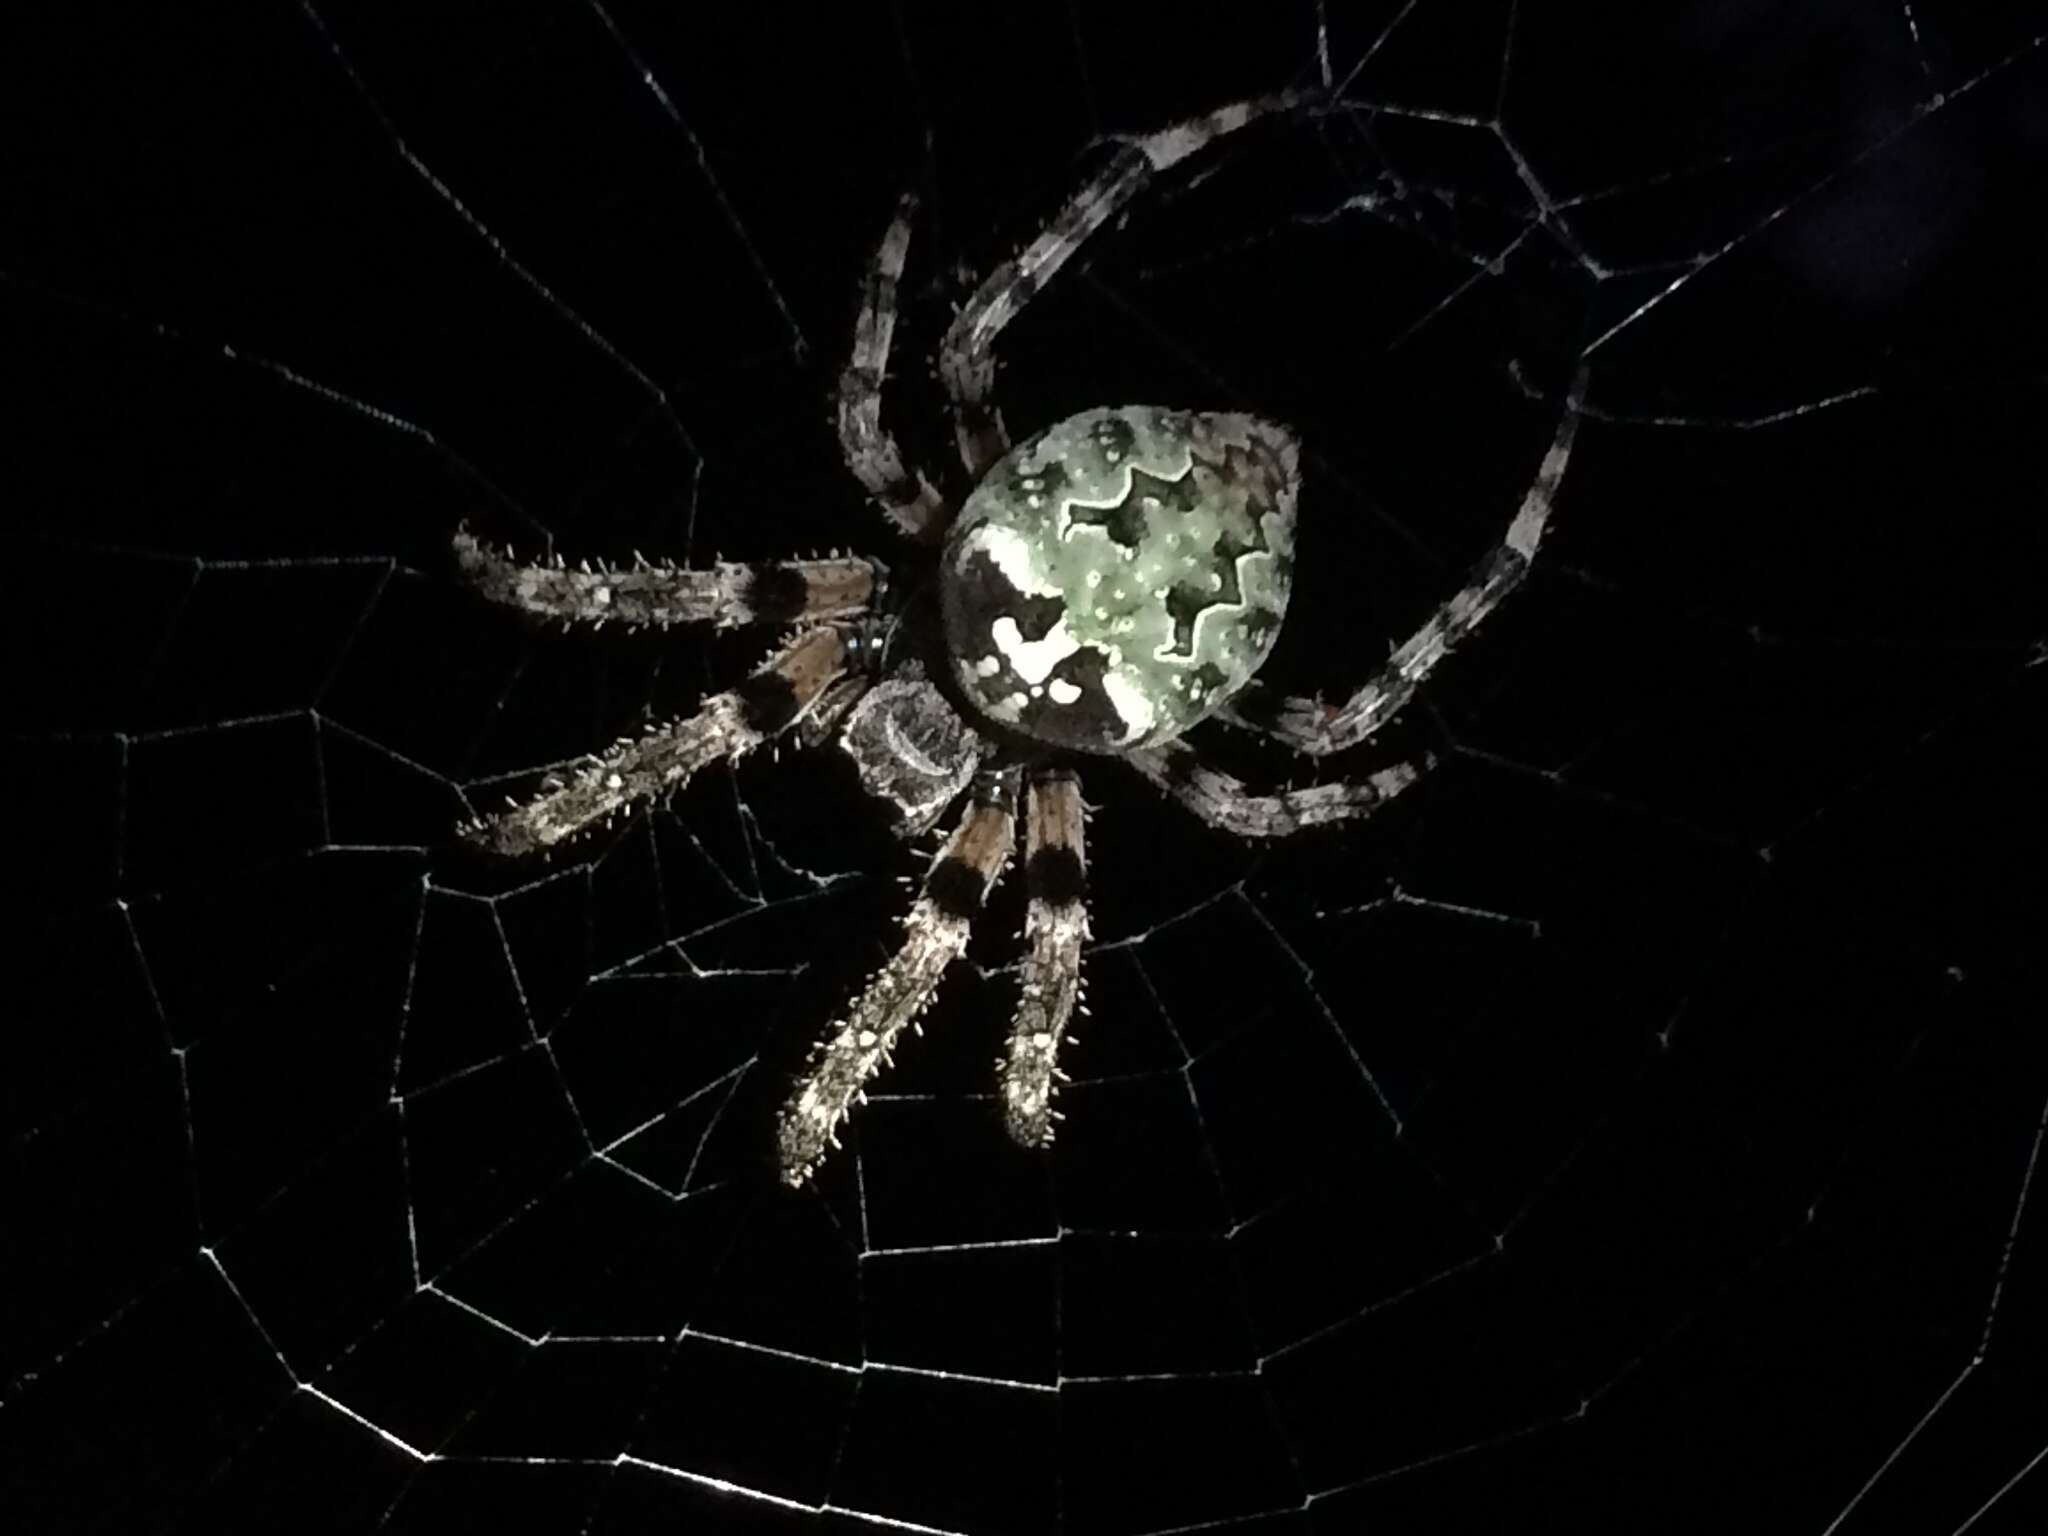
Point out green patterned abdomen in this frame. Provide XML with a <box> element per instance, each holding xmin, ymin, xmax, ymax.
<box><xmin>940</xmin><ymin>406</ymin><xmax>1300</xmax><ymax>752</ymax></box>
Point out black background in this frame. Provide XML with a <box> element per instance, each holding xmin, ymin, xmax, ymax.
<box><xmin>5</xmin><ymin>3</ymin><xmax>2045</xmax><ymax>1533</ymax></box>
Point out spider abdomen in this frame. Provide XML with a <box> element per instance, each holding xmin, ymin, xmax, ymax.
<box><xmin>939</xmin><ymin>406</ymin><xmax>1300</xmax><ymax>752</ymax></box>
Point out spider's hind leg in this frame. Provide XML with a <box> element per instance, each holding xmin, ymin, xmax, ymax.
<box><xmin>1129</xmin><ymin>739</ymin><xmax>1425</xmax><ymax>841</ymax></box>
<box><xmin>937</xmin><ymin>89</ymin><xmax>1314</xmax><ymax>480</ymax></box>
<box><xmin>837</xmin><ymin>191</ymin><xmax>952</xmax><ymax>544</ymax></box>
<box><xmin>1215</xmin><ymin>368</ymin><xmax>1587</xmax><ymax>757</ymax></box>
<box><xmin>778</xmin><ymin>765</ymin><xmax>1023</xmax><ymax>1186</ymax></box>
<box><xmin>460</xmin><ymin>625</ymin><xmax>851</xmax><ymax>858</ymax></box>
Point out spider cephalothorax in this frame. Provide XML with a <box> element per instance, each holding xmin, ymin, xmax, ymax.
<box><xmin>452</xmin><ymin>90</ymin><xmax>1586</xmax><ymax>1186</ymax></box>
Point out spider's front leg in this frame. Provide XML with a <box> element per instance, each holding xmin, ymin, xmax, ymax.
<box><xmin>778</xmin><ymin>765</ymin><xmax>1022</xmax><ymax>1186</ymax></box>
<box><xmin>1218</xmin><ymin>369</ymin><xmax>1588</xmax><ymax>757</ymax></box>
<box><xmin>453</xmin><ymin>527</ymin><xmax>879</xmax><ymax>631</ymax></box>
<box><xmin>1000</xmin><ymin>769</ymin><xmax>1090</xmax><ymax>1148</ymax></box>
<box><xmin>460</xmin><ymin>625</ymin><xmax>853</xmax><ymax>858</ymax></box>
<box><xmin>937</xmin><ymin>90</ymin><xmax>1313</xmax><ymax>479</ymax></box>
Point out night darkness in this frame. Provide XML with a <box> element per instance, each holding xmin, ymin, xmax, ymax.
<box><xmin>5</xmin><ymin>4</ymin><xmax>2045</xmax><ymax>1533</ymax></box>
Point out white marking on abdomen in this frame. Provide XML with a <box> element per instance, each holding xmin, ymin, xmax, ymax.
<box><xmin>990</xmin><ymin>614</ymin><xmax>1081</xmax><ymax>685</ymax></box>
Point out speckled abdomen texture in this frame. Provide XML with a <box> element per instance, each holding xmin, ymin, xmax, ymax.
<box><xmin>940</xmin><ymin>407</ymin><xmax>1300</xmax><ymax>752</ymax></box>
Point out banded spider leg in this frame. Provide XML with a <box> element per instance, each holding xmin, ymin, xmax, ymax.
<box><xmin>777</xmin><ymin>766</ymin><xmax>1096</xmax><ymax>1183</ymax></box>
<box><xmin>937</xmin><ymin>90</ymin><xmax>1317</xmax><ymax>478</ymax></box>
<box><xmin>452</xmin><ymin>530</ymin><xmax>879</xmax><ymax>856</ymax></box>
<box><xmin>1218</xmin><ymin>369</ymin><xmax>1590</xmax><ymax>756</ymax></box>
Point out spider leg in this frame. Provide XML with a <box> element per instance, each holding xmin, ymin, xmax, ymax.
<box><xmin>794</xmin><ymin>673</ymin><xmax>874</xmax><ymax>752</ymax></box>
<box><xmin>1215</xmin><ymin>370</ymin><xmax>1588</xmax><ymax>756</ymax></box>
<box><xmin>460</xmin><ymin>625</ymin><xmax>849</xmax><ymax>858</ymax></box>
<box><xmin>1000</xmin><ymin>768</ymin><xmax>1089</xmax><ymax>1149</ymax></box>
<box><xmin>937</xmin><ymin>89</ymin><xmax>1314</xmax><ymax>479</ymax></box>
<box><xmin>837</xmin><ymin>191</ymin><xmax>953</xmax><ymax>544</ymax></box>
<box><xmin>454</xmin><ymin>527</ymin><xmax>879</xmax><ymax>632</ymax></box>
<box><xmin>1128</xmin><ymin>739</ymin><xmax>1424</xmax><ymax>841</ymax></box>
<box><xmin>778</xmin><ymin>764</ymin><xmax>1023</xmax><ymax>1186</ymax></box>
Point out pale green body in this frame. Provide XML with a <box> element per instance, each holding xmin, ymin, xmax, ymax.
<box><xmin>939</xmin><ymin>406</ymin><xmax>1300</xmax><ymax>752</ymax></box>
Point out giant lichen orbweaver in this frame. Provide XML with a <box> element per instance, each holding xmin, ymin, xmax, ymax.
<box><xmin>450</xmin><ymin>90</ymin><xmax>1586</xmax><ymax>1186</ymax></box>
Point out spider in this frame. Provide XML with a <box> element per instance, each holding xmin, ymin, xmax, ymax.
<box><xmin>451</xmin><ymin>91</ymin><xmax>1586</xmax><ymax>1187</ymax></box>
